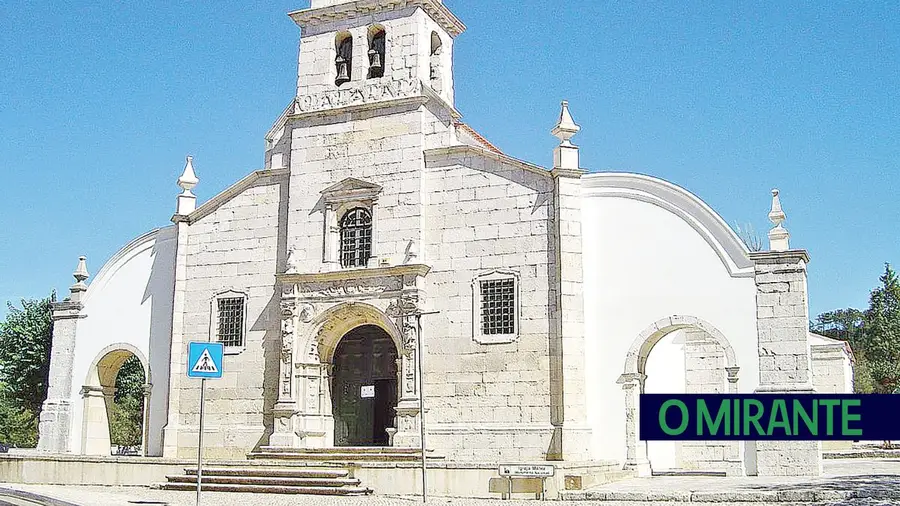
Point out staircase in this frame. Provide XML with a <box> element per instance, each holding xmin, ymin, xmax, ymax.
<box><xmin>157</xmin><ymin>465</ymin><xmax>372</xmax><ymax>496</ymax></box>
<box><xmin>248</xmin><ymin>446</ymin><xmax>442</xmax><ymax>463</ymax></box>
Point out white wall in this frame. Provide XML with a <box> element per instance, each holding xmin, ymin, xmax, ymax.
<box><xmin>68</xmin><ymin>227</ymin><xmax>176</xmax><ymax>456</ymax></box>
<box><xmin>644</xmin><ymin>330</ymin><xmax>686</xmax><ymax>470</ymax></box>
<box><xmin>581</xmin><ymin>174</ymin><xmax>759</xmax><ymax>464</ymax></box>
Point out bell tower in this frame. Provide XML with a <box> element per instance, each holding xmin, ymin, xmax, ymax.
<box><xmin>288</xmin><ymin>0</ymin><xmax>464</xmax><ymax>110</ymax></box>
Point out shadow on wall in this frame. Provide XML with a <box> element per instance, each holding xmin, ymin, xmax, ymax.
<box><xmin>140</xmin><ymin>226</ymin><xmax>177</xmax><ymax>457</ymax></box>
<box><xmin>253</xmin><ymin>174</ymin><xmax>291</xmax><ymax>451</ymax></box>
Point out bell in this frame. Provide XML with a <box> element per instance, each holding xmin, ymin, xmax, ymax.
<box><xmin>335</xmin><ymin>57</ymin><xmax>349</xmax><ymax>83</ymax></box>
<box><xmin>368</xmin><ymin>49</ymin><xmax>382</xmax><ymax>70</ymax></box>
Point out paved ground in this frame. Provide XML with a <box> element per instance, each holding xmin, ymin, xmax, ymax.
<box><xmin>1</xmin><ymin>458</ymin><xmax>899</xmax><ymax>505</ymax></box>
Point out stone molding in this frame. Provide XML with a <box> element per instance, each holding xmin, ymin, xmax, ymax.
<box><xmin>171</xmin><ymin>168</ymin><xmax>290</xmax><ymax>225</ymax></box>
<box><xmin>583</xmin><ymin>173</ymin><xmax>756</xmax><ymax>278</ymax></box>
<box><xmin>424</xmin><ymin>145</ymin><xmax>552</xmax><ymax>179</ymax></box>
<box><xmin>748</xmin><ymin>249</ymin><xmax>811</xmax><ymax>265</ymax></box>
<box><xmin>289</xmin><ymin>0</ymin><xmax>466</xmax><ymax>38</ymax></box>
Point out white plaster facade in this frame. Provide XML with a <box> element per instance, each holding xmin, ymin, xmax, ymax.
<box><xmin>37</xmin><ymin>0</ymin><xmax>854</xmax><ymax>484</ymax></box>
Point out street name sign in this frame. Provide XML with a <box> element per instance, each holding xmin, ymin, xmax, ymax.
<box><xmin>498</xmin><ymin>464</ymin><xmax>555</xmax><ymax>478</ymax></box>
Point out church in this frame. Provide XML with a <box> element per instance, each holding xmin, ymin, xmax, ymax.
<box><xmin>32</xmin><ymin>0</ymin><xmax>854</xmax><ymax>497</ymax></box>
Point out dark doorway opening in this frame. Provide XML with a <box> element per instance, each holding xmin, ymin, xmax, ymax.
<box><xmin>332</xmin><ymin>325</ymin><xmax>398</xmax><ymax>446</ymax></box>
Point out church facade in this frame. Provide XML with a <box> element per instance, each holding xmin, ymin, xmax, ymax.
<box><xmin>36</xmin><ymin>0</ymin><xmax>852</xmax><ymax>490</ymax></box>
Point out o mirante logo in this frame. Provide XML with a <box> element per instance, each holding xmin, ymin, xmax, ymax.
<box><xmin>640</xmin><ymin>394</ymin><xmax>897</xmax><ymax>441</ymax></box>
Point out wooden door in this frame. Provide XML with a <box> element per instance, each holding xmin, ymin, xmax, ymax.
<box><xmin>332</xmin><ymin>325</ymin><xmax>398</xmax><ymax>446</ymax></box>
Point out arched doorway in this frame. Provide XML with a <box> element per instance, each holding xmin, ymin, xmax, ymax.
<box><xmin>331</xmin><ymin>325</ymin><xmax>398</xmax><ymax>446</ymax></box>
<box><xmin>81</xmin><ymin>345</ymin><xmax>149</xmax><ymax>456</ymax></box>
<box><xmin>619</xmin><ymin>316</ymin><xmax>741</xmax><ymax>476</ymax></box>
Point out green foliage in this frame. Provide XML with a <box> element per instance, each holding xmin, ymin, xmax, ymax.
<box><xmin>109</xmin><ymin>356</ymin><xmax>145</xmax><ymax>448</ymax></box>
<box><xmin>814</xmin><ymin>264</ymin><xmax>900</xmax><ymax>394</ymax></box>
<box><xmin>862</xmin><ymin>264</ymin><xmax>900</xmax><ymax>393</ymax></box>
<box><xmin>0</xmin><ymin>385</ymin><xmax>37</xmax><ymax>447</ymax></box>
<box><xmin>0</xmin><ymin>295</ymin><xmax>53</xmax><ymax>418</ymax></box>
<box><xmin>851</xmin><ymin>352</ymin><xmax>877</xmax><ymax>394</ymax></box>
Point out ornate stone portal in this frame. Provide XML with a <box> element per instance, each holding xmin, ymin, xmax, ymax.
<box><xmin>272</xmin><ymin>264</ymin><xmax>429</xmax><ymax>449</ymax></box>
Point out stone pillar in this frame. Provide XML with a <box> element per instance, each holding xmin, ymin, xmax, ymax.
<box><xmin>162</xmin><ymin>160</ymin><xmax>198</xmax><ymax>457</ymax></box>
<box><xmin>387</xmin><ymin>298</ymin><xmax>423</xmax><ymax>448</ymax></box>
<box><xmin>750</xmin><ymin>249</ymin><xmax>822</xmax><ymax>476</ymax></box>
<box><xmin>619</xmin><ymin>373</ymin><xmax>651</xmax><ymax>476</ymax></box>
<box><xmin>547</xmin><ymin>101</ymin><xmax>591</xmax><ymax>461</ymax></box>
<box><xmin>271</xmin><ymin>296</ymin><xmax>300</xmax><ymax>447</ymax></box>
<box><xmin>37</xmin><ymin>257</ymin><xmax>89</xmax><ymax>454</ymax></box>
<box><xmin>748</xmin><ymin>189</ymin><xmax>822</xmax><ymax>477</ymax></box>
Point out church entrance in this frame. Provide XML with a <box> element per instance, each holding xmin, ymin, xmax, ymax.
<box><xmin>331</xmin><ymin>325</ymin><xmax>398</xmax><ymax>446</ymax></box>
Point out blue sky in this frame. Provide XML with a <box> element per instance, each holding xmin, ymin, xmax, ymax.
<box><xmin>0</xmin><ymin>0</ymin><xmax>897</xmax><ymax>320</ymax></box>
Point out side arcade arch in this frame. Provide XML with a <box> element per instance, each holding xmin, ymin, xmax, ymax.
<box><xmin>618</xmin><ymin>316</ymin><xmax>742</xmax><ymax>476</ymax></box>
<box><xmin>80</xmin><ymin>343</ymin><xmax>151</xmax><ymax>456</ymax></box>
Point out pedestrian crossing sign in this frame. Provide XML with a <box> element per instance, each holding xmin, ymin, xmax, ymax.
<box><xmin>187</xmin><ymin>342</ymin><xmax>224</xmax><ymax>379</ymax></box>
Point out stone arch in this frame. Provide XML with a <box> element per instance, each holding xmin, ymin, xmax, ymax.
<box><xmin>624</xmin><ymin>315</ymin><xmax>738</xmax><ymax>378</ymax></box>
<box><xmin>303</xmin><ymin>302</ymin><xmax>405</xmax><ymax>365</ymax></box>
<box><xmin>80</xmin><ymin>343</ymin><xmax>151</xmax><ymax>456</ymax></box>
<box><xmin>618</xmin><ymin>316</ymin><xmax>742</xmax><ymax>476</ymax></box>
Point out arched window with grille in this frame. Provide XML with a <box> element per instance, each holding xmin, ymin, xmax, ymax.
<box><xmin>339</xmin><ymin>208</ymin><xmax>372</xmax><ymax>268</ymax></box>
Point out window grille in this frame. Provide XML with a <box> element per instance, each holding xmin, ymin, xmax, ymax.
<box><xmin>480</xmin><ymin>278</ymin><xmax>516</xmax><ymax>335</ymax></box>
<box><xmin>340</xmin><ymin>208</ymin><xmax>373</xmax><ymax>268</ymax></box>
<box><xmin>217</xmin><ymin>297</ymin><xmax>245</xmax><ymax>347</ymax></box>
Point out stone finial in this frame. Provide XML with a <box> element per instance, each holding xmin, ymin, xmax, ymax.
<box><xmin>767</xmin><ymin>188</ymin><xmax>790</xmax><ymax>251</ymax></box>
<box><xmin>69</xmin><ymin>256</ymin><xmax>89</xmax><ymax>302</ymax></box>
<box><xmin>177</xmin><ymin>156</ymin><xmax>199</xmax><ymax>195</ymax></box>
<box><xmin>176</xmin><ymin>156</ymin><xmax>199</xmax><ymax>215</ymax></box>
<box><xmin>551</xmin><ymin>100</ymin><xmax>581</xmax><ymax>171</ymax></box>
<box><xmin>551</xmin><ymin>100</ymin><xmax>581</xmax><ymax>146</ymax></box>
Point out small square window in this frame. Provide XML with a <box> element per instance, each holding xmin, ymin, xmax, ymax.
<box><xmin>216</xmin><ymin>297</ymin><xmax>245</xmax><ymax>348</ymax></box>
<box><xmin>480</xmin><ymin>279</ymin><xmax>515</xmax><ymax>335</ymax></box>
<box><xmin>472</xmin><ymin>271</ymin><xmax>519</xmax><ymax>344</ymax></box>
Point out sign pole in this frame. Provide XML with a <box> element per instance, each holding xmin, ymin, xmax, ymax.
<box><xmin>414</xmin><ymin>310</ymin><xmax>439</xmax><ymax>504</ymax></box>
<box><xmin>417</xmin><ymin>312</ymin><xmax>426</xmax><ymax>504</ymax></box>
<box><xmin>196</xmin><ymin>377</ymin><xmax>206</xmax><ymax>506</ymax></box>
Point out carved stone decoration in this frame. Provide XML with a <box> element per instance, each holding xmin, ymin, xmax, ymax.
<box><xmin>402</xmin><ymin>322</ymin><xmax>417</xmax><ymax>353</ymax></box>
<box><xmin>386</xmin><ymin>295</ymin><xmax>419</xmax><ymax>318</ymax></box>
<box><xmin>303</xmin><ymin>278</ymin><xmax>402</xmax><ymax>299</ymax></box>
<box><xmin>298</xmin><ymin>303</ymin><xmax>315</xmax><ymax>323</ymax></box>
<box><xmin>295</xmin><ymin>78</ymin><xmax>420</xmax><ymax>115</ymax></box>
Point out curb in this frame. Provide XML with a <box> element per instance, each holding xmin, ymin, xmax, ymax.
<box><xmin>560</xmin><ymin>489</ymin><xmax>900</xmax><ymax>502</ymax></box>
<box><xmin>0</xmin><ymin>486</ymin><xmax>81</xmax><ymax>506</ymax></box>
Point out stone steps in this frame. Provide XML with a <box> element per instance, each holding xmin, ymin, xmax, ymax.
<box><xmin>159</xmin><ymin>482</ymin><xmax>372</xmax><ymax>495</ymax></box>
<box><xmin>249</xmin><ymin>446</ymin><xmax>443</xmax><ymax>462</ymax></box>
<box><xmin>157</xmin><ymin>464</ymin><xmax>371</xmax><ymax>496</ymax></box>
<box><xmin>183</xmin><ymin>467</ymin><xmax>349</xmax><ymax>478</ymax></box>
<box><xmin>166</xmin><ymin>474</ymin><xmax>362</xmax><ymax>487</ymax></box>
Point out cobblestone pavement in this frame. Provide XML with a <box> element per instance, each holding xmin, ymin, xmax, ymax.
<box><xmin>2</xmin><ymin>459</ymin><xmax>899</xmax><ymax>505</ymax></box>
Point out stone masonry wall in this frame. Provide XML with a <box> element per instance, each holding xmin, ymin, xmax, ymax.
<box><xmin>174</xmin><ymin>172</ymin><xmax>288</xmax><ymax>459</ymax></box>
<box><xmin>680</xmin><ymin>330</ymin><xmax>742</xmax><ymax>474</ymax></box>
<box><xmin>750</xmin><ymin>251</ymin><xmax>822</xmax><ymax>476</ymax></box>
<box><xmin>423</xmin><ymin>151</ymin><xmax>556</xmax><ymax>461</ymax></box>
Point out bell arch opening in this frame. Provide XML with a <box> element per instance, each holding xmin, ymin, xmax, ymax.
<box><xmin>80</xmin><ymin>344</ymin><xmax>150</xmax><ymax>456</ymax></box>
<box><xmin>330</xmin><ymin>324</ymin><xmax>399</xmax><ymax>447</ymax></box>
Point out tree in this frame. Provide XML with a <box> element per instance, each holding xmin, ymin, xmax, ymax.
<box><xmin>108</xmin><ymin>355</ymin><xmax>145</xmax><ymax>449</ymax></box>
<box><xmin>0</xmin><ymin>295</ymin><xmax>54</xmax><ymax>417</ymax></box>
<box><xmin>812</xmin><ymin>308</ymin><xmax>866</xmax><ymax>351</ymax></box>
<box><xmin>0</xmin><ymin>384</ymin><xmax>38</xmax><ymax>447</ymax></box>
<box><xmin>862</xmin><ymin>264</ymin><xmax>900</xmax><ymax>394</ymax></box>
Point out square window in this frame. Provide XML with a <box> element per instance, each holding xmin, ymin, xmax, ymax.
<box><xmin>480</xmin><ymin>278</ymin><xmax>516</xmax><ymax>336</ymax></box>
<box><xmin>216</xmin><ymin>297</ymin><xmax>245</xmax><ymax>347</ymax></box>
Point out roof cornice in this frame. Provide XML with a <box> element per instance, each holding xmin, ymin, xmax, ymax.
<box><xmin>424</xmin><ymin>145</ymin><xmax>552</xmax><ymax>179</ymax></box>
<box><xmin>172</xmin><ymin>168</ymin><xmax>290</xmax><ymax>225</ymax></box>
<box><xmin>289</xmin><ymin>0</ymin><xmax>466</xmax><ymax>38</ymax></box>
